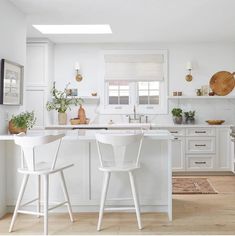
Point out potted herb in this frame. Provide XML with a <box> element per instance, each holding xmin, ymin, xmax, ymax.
<box><xmin>171</xmin><ymin>108</ymin><xmax>183</xmax><ymax>124</ymax></box>
<box><xmin>184</xmin><ymin>110</ymin><xmax>195</xmax><ymax>124</ymax></box>
<box><xmin>46</xmin><ymin>82</ymin><xmax>83</xmax><ymax>125</ymax></box>
<box><xmin>9</xmin><ymin>111</ymin><xmax>36</xmax><ymax>134</ymax></box>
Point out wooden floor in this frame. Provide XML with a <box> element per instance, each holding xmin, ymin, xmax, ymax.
<box><xmin>1</xmin><ymin>176</ymin><xmax>235</xmax><ymax>235</ymax></box>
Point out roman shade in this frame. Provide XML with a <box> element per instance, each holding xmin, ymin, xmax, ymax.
<box><xmin>104</xmin><ymin>54</ymin><xmax>164</xmax><ymax>81</ymax></box>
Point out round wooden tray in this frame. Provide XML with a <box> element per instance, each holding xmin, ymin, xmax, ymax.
<box><xmin>209</xmin><ymin>71</ymin><xmax>235</xmax><ymax>96</ymax></box>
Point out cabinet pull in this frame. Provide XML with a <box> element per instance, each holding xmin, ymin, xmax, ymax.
<box><xmin>195</xmin><ymin>161</ymin><xmax>206</xmax><ymax>164</ymax></box>
<box><xmin>195</xmin><ymin>144</ymin><xmax>206</xmax><ymax>147</ymax></box>
<box><xmin>174</xmin><ymin>137</ymin><xmax>178</xmax><ymax>140</ymax></box>
<box><xmin>195</xmin><ymin>131</ymin><xmax>206</xmax><ymax>134</ymax></box>
<box><xmin>171</xmin><ymin>131</ymin><xmax>178</xmax><ymax>133</ymax></box>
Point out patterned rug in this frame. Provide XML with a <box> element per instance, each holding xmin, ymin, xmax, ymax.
<box><xmin>173</xmin><ymin>177</ymin><xmax>218</xmax><ymax>194</ymax></box>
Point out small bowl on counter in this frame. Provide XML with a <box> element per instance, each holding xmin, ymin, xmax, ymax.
<box><xmin>206</xmin><ymin>120</ymin><xmax>225</xmax><ymax>125</ymax></box>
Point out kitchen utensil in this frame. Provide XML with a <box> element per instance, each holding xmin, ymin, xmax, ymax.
<box><xmin>206</xmin><ymin>120</ymin><xmax>225</xmax><ymax>125</ymax></box>
<box><xmin>209</xmin><ymin>71</ymin><xmax>235</xmax><ymax>96</ymax></box>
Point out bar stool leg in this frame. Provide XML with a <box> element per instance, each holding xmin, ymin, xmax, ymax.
<box><xmin>97</xmin><ymin>171</ymin><xmax>111</xmax><ymax>231</ymax></box>
<box><xmin>37</xmin><ymin>175</ymin><xmax>41</xmax><ymax>218</ymax></box>
<box><xmin>9</xmin><ymin>174</ymin><xmax>29</xmax><ymax>232</ymax></box>
<box><xmin>129</xmin><ymin>171</ymin><xmax>142</xmax><ymax>230</ymax></box>
<box><xmin>43</xmin><ymin>174</ymin><xmax>49</xmax><ymax>235</ymax></box>
<box><xmin>60</xmin><ymin>171</ymin><xmax>74</xmax><ymax>222</ymax></box>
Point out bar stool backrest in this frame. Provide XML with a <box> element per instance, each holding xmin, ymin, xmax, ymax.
<box><xmin>14</xmin><ymin>133</ymin><xmax>65</xmax><ymax>172</ymax></box>
<box><xmin>95</xmin><ymin>132</ymin><xmax>143</xmax><ymax>169</ymax></box>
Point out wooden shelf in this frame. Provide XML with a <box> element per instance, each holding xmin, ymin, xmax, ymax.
<box><xmin>168</xmin><ymin>96</ymin><xmax>235</xmax><ymax>100</ymax></box>
<box><xmin>67</xmin><ymin>96</ymin><xmax>100</xmax><ymax>101</ymax></box>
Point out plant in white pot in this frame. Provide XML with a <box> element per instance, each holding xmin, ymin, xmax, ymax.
<box><xmin>46</xmin><ymin>82</ymin><xmax>83</xmax><ymax>125</ymax></box>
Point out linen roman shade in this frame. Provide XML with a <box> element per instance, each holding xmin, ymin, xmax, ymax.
<box><xmin>104</xmin><ymin>54</ymin><xmax>164</xmax><ymax>81</ymax></box>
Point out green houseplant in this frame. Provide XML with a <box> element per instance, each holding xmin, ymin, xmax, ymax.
<box><xmin>9</xmin><ymin>111</ymin><xmax>36</xmax><ymax>134</ymax></box>
<box><xmin>171</xmin><ymin>108</ymin><xmax>183</xmax><ymax>124</ymax></box>
<box><xmin>46</xmin><ymin>82</ymin><xmax>83</xmax><ymax>125</ymax></box>
<box><xmin>184</xmin><ymin>110</ymin><xmax>195</xmax><ymax>124</ymax></box>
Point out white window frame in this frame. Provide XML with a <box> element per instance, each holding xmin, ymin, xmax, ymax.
<box><xmin>100</xmin><ymin>50</ymin><xmax>168</xmax><ymax>115</ymax></box>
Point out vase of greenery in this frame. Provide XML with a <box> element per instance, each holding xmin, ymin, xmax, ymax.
<box><xmin>9</xmin><ymin>111</ymin><xmax>36</xmax><ymax>134</ymax></box>
<box><xmin>46</xmin><ymin>82</ymin><xmax>83</xmax><ymax>125</ymax></box>
<box><xmin>171</xmin><ymin>108</ymin><xmax>183</xmax><ymax>124</ymax></box>
<box><xmin>184</xmin><ymin>110</ymin><xmax>195</xmax><ymax>124</ymax></box>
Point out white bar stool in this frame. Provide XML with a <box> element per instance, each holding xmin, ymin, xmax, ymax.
<box><xmin>95</xmin><ymin>131</ymin><xmax>144</xmax><ymax>231</ymax></box>
<box><xmin>9</xmin><ymin>133</ymin><xmax>74</xmax><ymax>235</ymax></box>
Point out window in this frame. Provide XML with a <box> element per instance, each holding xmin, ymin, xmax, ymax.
<box><xmin>138</xmin><ymin>81</ymin><xmax>160</xmax><ymax>105</ymax></box>
<box><xmin>108</xmin><ymin>81</ymin><xmax>130</xmax><ymax>105</ymax></box>
<box><xmin>102</xmin><ymin>50</ymin><xmax>168</xmax><ymax>114</ymax></box>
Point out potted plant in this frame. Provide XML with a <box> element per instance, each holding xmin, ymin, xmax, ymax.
<box><xmin>171</xmin><ymin>108</ymin><xmax>183</xmax><ymax>124</ymax></box>
<box><xmin>184</xmin><ymin>110</ymin><xmax>195</xmax><ymax>124</ymax></box>
<box><xmin>46</xmin><ymin>82</ymin><xmax>83</xmax><ymax>125</ymax></box>
<box><xmin>9</xmin><ymin>111</ymin><xmax>36</xmax><ymax>134</ymax></box>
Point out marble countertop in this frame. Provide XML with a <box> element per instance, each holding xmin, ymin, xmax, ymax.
<box><xmin>0</xmin><ymin>129</ymin><xmax>174</xmax><ymax>141</ymax></box>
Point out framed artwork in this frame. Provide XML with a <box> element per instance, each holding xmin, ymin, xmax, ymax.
<box><xmin>0</xmin><ymin>59</ymin><xmax>24</xmax><ymax>105</ymax></box>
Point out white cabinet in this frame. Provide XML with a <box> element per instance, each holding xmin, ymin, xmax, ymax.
<box><xmin>216</xmin><ymin>128</ymin><xmax>232</xmax><ymax>171</ymax></box>
<box><xmin>172</xmin><ymin>136</ymin><xmax>185</xmax><ymax>171</ymax></box>
<box><xmin>25</xmin><ymin>40</ymin><xmax>54</xmax><ymax>128</ymax></box>
<box><xmin>186</xmin><ymin>154</ymin><xmax>214</xmax><ymax>170</ymax></box>
<box><xmin>186</xmin><ymin>137</ymin><xmax>216</xmax><ymax>154</ymax></box>
<box><xmin>26</xmin><ymin>43</ymin><xmax>47</xmax><ymax>87</ymax></box>
<box><xmin>158</xmin><ymin>126</ymin><xmax>232</xmax><ymax>172</ymax></box>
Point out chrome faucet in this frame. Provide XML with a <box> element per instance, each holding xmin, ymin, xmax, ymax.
<box><xmin>128</xmin><ymin>105</ymin><xmax>145</xmax><ymax>123</ymax></box>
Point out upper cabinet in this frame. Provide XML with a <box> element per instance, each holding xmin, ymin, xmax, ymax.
<box><xmin>25</xmin><ymin>40</ymin><xmax>54</xmax><ymax>128</ymax></box>
<box><xmin>26</xmin><ymin>41</ymin><xmax>54</xmax><ymax>88</ymax></box>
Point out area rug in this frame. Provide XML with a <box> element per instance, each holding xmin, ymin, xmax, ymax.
<box><xmin>172</xmin><ymin>177</ymin><xmax>218</xmax><ymax>194</ymax></box>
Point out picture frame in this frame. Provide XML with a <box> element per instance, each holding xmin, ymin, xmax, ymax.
<box><xmin>0</xmin><ymin>59</ymin><xmax>24</xmax><ymax>105</ymax></box>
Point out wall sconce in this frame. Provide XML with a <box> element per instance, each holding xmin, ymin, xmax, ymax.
<box><xmin>75</xmin><ymin>62</ymin><xmax>83</xmax><ymax>82</ymax></box>
<box><xmin>185</xmin><ymin>61</ymin><xmax>193</xmax><ymax>82</ymax></box>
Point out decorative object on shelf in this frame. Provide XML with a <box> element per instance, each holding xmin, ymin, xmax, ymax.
<box><xmin>171</xmin><ymin>108</ymin><xmax>183</xmax><ymax>124</ymax></box>
<box><xmin>9</xmin><ymin>111</ymin><xmax>36</xmax><ymax>134</ymax></box>
<box><xmin>177</xmin><ymin>91</ymin><xmax>182</xmax><ymax>96</ymax></box>
<box><xmin>209</xmin><ymin>91</ymin><xmax>215</xmax><ymax>96</ymax></box>
<box><xmin>91</xmin><ymin>92</ymin><xmax>97</xmax><ymax>96</ymax></box>
<box><xmin>66</xmin><ymin>88</ymin><xmax>78</xmax><ymax>96</ymax></box>
<box><xmin>74</xmin><ymin>62</ymin><xmax>83</xmax><ymax>82</ymax></box>
<box><xmin>185</xmin><ymin>61</ymin><xmax>193</xmax><ymax>82</ymax></box>
<box><xmin>201</xmin><ymin>85</ymin><xmax>209</xmax><ymax>96</ymax></box>
<box><xmin>46</xmin><ymin>82</ymin><xmax>83</xmax><ymax>125</ymax></box>
<box><xmin>0</xmin><ymin>59</ymin><xmax>24</xmax><ymax>105</ymax></box>
<box><xmin>172</xmin><ymin>91</ymin><xmax>178</xmax><ymax>96</ymax></box>
<box><xmin>78</xmin><ymin>105</ymin><xmax>86</xmax><ymax>124</ymax></box>
<box><xmin>184</xmin><ymin>110</ymin><xmax>195</xmax><ymax>124</ymax></box>
<box><xmin>210</xmin><ymin>71</ymin><xmax>235</xmax><ymax>96</ymax></box>
<box><xmin>196</xmin><ymin>88</ymin><xmax>202</xmax><ymax>96</ymax></box>
<box><xmin>206</xmin><ymin>120</ymin><xmax>225</xmax><ymax>125</ymax></box>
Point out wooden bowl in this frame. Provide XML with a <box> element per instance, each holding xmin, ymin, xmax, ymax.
<box><xmin>206</xmin><ymin>120</ymin><xmax>225</xmax><ymax>125</ymax></box>
<box><xmin>70</xmin><ymin>118</ymin><xmax>90</xmax><ymax>125</ymax></box>
<box><xmin>70</xmin><ymin>118</ymin><xmax>80</xmax><ymax>125</ymax></box>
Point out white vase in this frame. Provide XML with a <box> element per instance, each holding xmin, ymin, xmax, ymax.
<box><xmin>58</xmin><ymin>112</ymin><xmax>67</xmax><ymax>125</ymax></box>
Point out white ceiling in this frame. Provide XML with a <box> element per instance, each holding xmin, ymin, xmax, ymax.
<box><xmin>9</xmin><ymin>0</ymin><xmax>235</xmax><ymax>43</ymax></box>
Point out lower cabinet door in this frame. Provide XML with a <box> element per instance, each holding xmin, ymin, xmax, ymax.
<box><xmin>172</xmin><ymin>137</ymin><xmax>185</xmax><ymax>172</ymax></box>
<box><xmin>186</xmin><ymin>154</ymin><xmax>215</xmax><ymax>171</ymax></box>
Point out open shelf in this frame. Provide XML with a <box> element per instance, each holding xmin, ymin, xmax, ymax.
<box><xmin>168</xmin><ymin>96</ymin><xmax>235</xmax><ymax>100</ymax></box>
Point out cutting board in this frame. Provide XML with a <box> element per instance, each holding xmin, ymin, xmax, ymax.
<box><xmin>209</xmin><ymin>71</ymin><xmax>235</xmax><ymax>96</ymax></box>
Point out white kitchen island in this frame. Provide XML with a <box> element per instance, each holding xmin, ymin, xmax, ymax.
<box><xmin>0</xmin><ymin>129</ymin><xmax>173</xmax><ymax>221</ymax></box>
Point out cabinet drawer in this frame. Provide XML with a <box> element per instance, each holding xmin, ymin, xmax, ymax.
<box><xmin>186</xmin><ymin>155</ymin><xmax>214</xmax><ymax>170</ymax></box>
<box><xmin>186</xmin><ymin>128</ymin><xmax>215</xmax><ymax>136</ymax></box>
<box><xmin>167</xmin><ymin>128</ymin><xmax>185</xmax><ymax>136</ymax></box>
<box><xmin>186</xmin><ymin>137</ymin><xmax>215</xmax><ymax>154</ymax></box>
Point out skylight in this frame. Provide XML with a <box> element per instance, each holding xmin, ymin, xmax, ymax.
<box><xmin>32</xmin><ymin>24</ymin><xmax>112</xmax><ymax>34</ymax></box>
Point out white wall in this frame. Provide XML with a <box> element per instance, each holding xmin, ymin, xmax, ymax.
<box><xmin>0</xmin><ymin>0</ymin><xmax>26</xmax><ymax>218</ymax></box>
<box><xmin>0</xmin><ymin>0</ymin><xmax>26</xmax><ymax>134</ymax></box>
<box><xmin>54</xmin><ymin>42</ymin><xmax>235</xmax><ymax>124</ymax></box>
